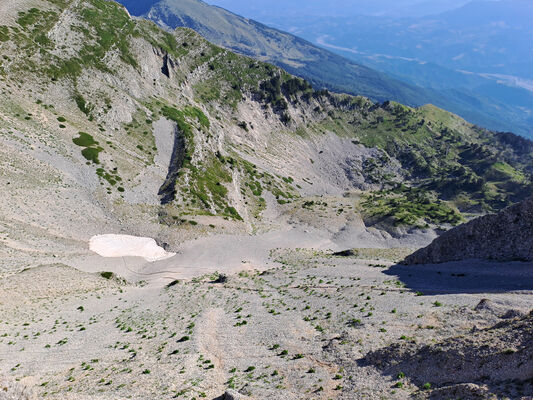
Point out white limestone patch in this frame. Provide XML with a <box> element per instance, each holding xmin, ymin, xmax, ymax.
<box><xmin>89</xmin><ymin>234</ymin><xmax>176</xmax><ymax>262</ymax></box>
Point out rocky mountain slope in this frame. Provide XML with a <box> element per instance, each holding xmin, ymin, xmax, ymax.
<box><xmin>118</xmin><ymin>0</ymin><xmax>533</xmax><ymax>138</ymax></box>
<box><xmin>0</xmin><ymin>0</ymin><xmax>532</xmax><ymax>275</ymax></box>
<box><xmin>404</xmin><ymin>196</ymin><xmax>533</xmax><ymax>264</ymax></box>
<box><xmin>117</xmin><ymin>0</ymin><xmax>442</xmax><ymax>105</ymax></box>
<box><xmin>249</xmin><ymin>0</ymin><xmax>533</xmax><ymax>138</ymax></box>
<box><xmin>0</xmin><ymin>1</ymin><xmax>532</xmax><ymax>399</ymax></box>
<box><xmin>363</xmin><ymin>309</ymin><xmax>533</xmax><ymax>398</ymax></box>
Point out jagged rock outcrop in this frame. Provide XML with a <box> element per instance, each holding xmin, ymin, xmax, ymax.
<box><xmin>404</xmin><ymin>196</ymin><xmax>533</xmax><ymax>264</ymax></box>
<box><xmin>214</xmin><ymin>390</ymin><xmax>250</xmax><ymax>400</ymax></box>
<box><xmin>362</xmin><ymin>311</ymin><xmax>533</xmax><ymax>398</ymax></box>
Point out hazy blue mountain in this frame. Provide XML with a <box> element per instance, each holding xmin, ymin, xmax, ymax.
<box><xmin>204</xmin><ymin>0</ymin><xmax>470</xmax><ymax>18</ymax></box>
<box><xmin>289</xmin><ymin>1</ymin><xmax>533</xmax><ymax>79</ymax></box>
<box><xmin>118</xmin><ymin>0</ymin><xmax>533</xmax><ymax>138</ymax></box>
<box><xmin>204</xmin><ymin>0</ymin><xmax>532</xmax><ymax>137</ymax></box>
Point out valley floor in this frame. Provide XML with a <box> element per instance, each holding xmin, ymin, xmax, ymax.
<box><xmin>1</xmin><ymin>231</ymin><xmax>532</xmax><ymax>399</ymax></box>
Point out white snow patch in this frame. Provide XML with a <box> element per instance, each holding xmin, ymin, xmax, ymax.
<box><xmin>89</xmin><ymin>234</ymin><xmax>176</xmax><ymax>262</ymax></box>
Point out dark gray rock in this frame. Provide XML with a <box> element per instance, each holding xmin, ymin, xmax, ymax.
<box><xmin>213</xmin><ymin>390</ymin><xmax>249</xmax><ymax>400</ymax></box>
<box><xmin>403</xmin><ymin>196</ymin><xmax>533</xmax><ymax>264</ymax></box>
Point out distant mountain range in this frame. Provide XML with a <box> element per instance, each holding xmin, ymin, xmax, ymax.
<box><xmin>117</xmin><ymin>0</ymin><xmax>441</xmax><ymax>107</ymax></box>
<box><xmin>204</xmin><ymin>0</ymin><xmax>471</xmax><ymax>18</ymax></box>
<box><xmin>210</xmin><ymin>0</ymin><xmax>533</xmax><ymax>137</ymax></box>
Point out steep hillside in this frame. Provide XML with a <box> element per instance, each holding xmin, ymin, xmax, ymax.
<box><xmin>404</xmin><ymin>196</ymin><xmax>533</xmax><ymax>264</ymax></box>
<box><xmin>117</xmin><ymin>0</ymin><xmax>437</xmax><ymax>105</ymax></box>
<box><xmin>1</xmin><ymin>2</ymin><xmax>533</xmax><ymax>399</ymax></box>
<box><xmin>217</xmin><ymin>0</ymin><xmax>533</xmax><ymax>138</ymax></box>
<box><xmin>0</xmin><ymin>0</ymin><xmax>531</xmax><ymax>275</ymax></box>
<box><xmin>363</xmin><ymin>310</ymin><xmax>533</xmax><ymax>398</ymax></box>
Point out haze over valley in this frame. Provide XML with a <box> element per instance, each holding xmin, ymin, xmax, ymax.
<box><xmin>0</xmin><ymin>0</ymin><xmax>532</xmax><ymax>399</ymax></box>
<box><xmin>206</xmin><ymin>0</ymin><xmax>533</xmax><ymax>138</ymax></box>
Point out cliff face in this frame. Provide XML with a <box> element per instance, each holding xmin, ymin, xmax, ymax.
<box><xmin>403</xmin><ymin>196</ymin><xmax>533</xmax><ymax>264</ymax></box>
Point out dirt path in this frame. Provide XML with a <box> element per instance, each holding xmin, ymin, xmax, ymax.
<box><xmin>195</xmin><ymin>308</ymin><xmax>229</xmax><ymax>396</ymax></box>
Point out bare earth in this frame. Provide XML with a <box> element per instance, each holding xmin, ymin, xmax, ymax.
<box><xmin>0</xmin><ymin>229</ymin><xmax>532</xmax><ymax>400</ymax></box>
<box><xmin>0</xmin><ymin>2</ymin><xmax>531</xmax><ymax>398</ymax></box>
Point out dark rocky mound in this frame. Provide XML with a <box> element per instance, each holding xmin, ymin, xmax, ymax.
<box><xmin>361</xmin><ymin>311</ymin><xmax>533</xmax><ymax>398</ymax></box>
<box><xmin>403</xmin><ymin>196</ymin><xmax>533</xmax><ymax>264</ymax></box>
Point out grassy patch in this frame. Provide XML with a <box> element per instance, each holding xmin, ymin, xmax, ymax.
<box><xmin>183</xmin><ymin>106</ymin><xmax>210</xmax><ymax>129</ymax></box>
<box><xmin>72</xmin><ymin>132</ymin><xmax>103</xmax><ymax>164</ymax></box>
<box><xmin>362</xmin><ymin>186</ymin><xmax>462</xmax><ymax>228</ymax></box>
<box><xmin>73</xmin><ymin>132</ymin><xmax>97</xmax><ymax>147</ymax></box>
<box><xmin>74</xmin><ymin>92</ymin><xmax>93</xmax><ymax>117</ymax></box>
<box><xmin>0</xmin><ymin>26</ymin><xmax>9</xmax><ymax>42</ymax></box>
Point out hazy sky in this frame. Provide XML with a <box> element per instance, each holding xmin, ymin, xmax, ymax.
<box><xmin>204</xmin><ymin>0</ymin><xmax>472</xmax><ymax>18</ymax></box>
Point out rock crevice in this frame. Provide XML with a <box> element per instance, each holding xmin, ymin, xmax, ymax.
<box><xmin>158</xmin><ymin>124</ymin><xmax>186</xmax><ymax>205</ymax></box>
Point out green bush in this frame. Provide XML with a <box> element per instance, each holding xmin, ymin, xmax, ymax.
<box><xmin>73</xmin><ymin>132</ymin><xmax>97</xmax><ymax>147</ymax></box>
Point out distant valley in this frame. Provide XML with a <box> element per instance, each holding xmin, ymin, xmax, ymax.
<box><xmin>0</xmin><ymin>1</ymin><xmax>532</xmax><ymax>399</ymax></box>
<box><xmin>203</xmin><ymin>0</ymin><xmax>533</xmax><ymax>138</ymax></box>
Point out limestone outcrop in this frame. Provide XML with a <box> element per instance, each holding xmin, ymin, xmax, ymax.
<box><xmin>404</xmin><ymin>196</ymin><xmax>533</xmax><ymax>264</ymax></box>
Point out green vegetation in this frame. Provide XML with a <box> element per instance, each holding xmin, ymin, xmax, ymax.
<box><xmin>158</xmin><ymin>103</ymin><xmax>294</xmax><ymax>220</ymax></box>
<box><xmin>350</xmin><ymin>102</ymin><xmax>533</xmax><ymax>212</ymax></box>
<box><xmin>0</xmin><ymin>26</ymin><xmax>10</xmax><ymax>42</ymax></box>
<box><xmin>158</xmin><ymin>106</ymin><xmax>243</xmax><ymax>219</ymax></box>
<box><xmin>96</xmin><ymin>168</ymin><xmax>122</xmax><ymax>187</ymax></box>
<box><xmin>47</xmin><ymin>0</ymin><xmax>138</xmax><ymax>80</ymax></box>
<box><xmin>16</xmin><ymin>8</ymin><xmax>57</xmax><ymax>50</ymax></box>
<box><xmin>81</xmin><ymin>148</ymin><xmax>102</xmax><ymax>164</ymax></box>
<box><xmin>72</xmin><ymin>132</ymin><xmax>103</xmax><ymax>164</ymax></box>
<box><xmin>161</xmin><ymin>105</ymin><xmax>209</xmax><ymax>135</ymax></box>
<box><xmin>72</xmin><ymin>133</ymin><xmax>122</xmax><ymax>192</ymax></box>
<box><xmin>140</xmin><ymin>20</ymin><xmax>191</xmax><ymax>60</ymax></box>
<box><xmin>183</xmin><ymin>106</ymin><xmax>210</xmax><ymax>129</ymax></box>
<box><xmin>193</xmin><ymin>54</ymin><xmax>284</xmax><ymax>109</ymax></box>
<box><xmin>488</xmin><ymin>162</ymin><xmax>527</xmax><ymax>184</ymax></box>
<box><xmin>72</xmin><ymin>132</ymin><xmax>97</xmax><ymax>147</ymax></box>
<box><xmin>362</xmin><ymin>186</ymin><xmax>462</xmax><ymax>227</ymax></box>
<box><xmin>186</xmin><ymin>158</ymin><xmax>237</xmax><ymax>218</ymax></box>
<box><xmin>74</xmin><ymin>93</ymin><xmax>92</xmax><ymax>117</ymax></box>
<box><xmin>5</xmin><ymin>0</ymin><xmax>141</xmax><ymax>84</ymax></box>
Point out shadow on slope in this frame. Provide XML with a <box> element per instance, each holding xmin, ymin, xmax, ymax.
<box><xmin>384</xmin><ymin>259</ymin><xmax>533</xmax><ymax>295</ymax></box>
<box><xmin>358</xmin><ymin>312</ymin><xmax>533</xmax><ymax>399</ymax></box>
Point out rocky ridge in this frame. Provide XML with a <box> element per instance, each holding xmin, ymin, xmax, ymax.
<box><xmin>404</xmin><ymin>196</ymin><xmax>533</xmax><ymax>264</ymax></box>
<box><xmin>0</xmin><ymin>2</ymin><xmax>533</xmax><ymax>399</ymax></box>
<box><xmin>363</xmin><ymin>309</ymin><xmax>533</xmax><ymax>399</ymax></box>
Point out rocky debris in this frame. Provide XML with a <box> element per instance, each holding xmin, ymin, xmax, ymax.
<box><xmin>215</xmin><ymin>389</ymin><xmax>250</xmax><ymax>399</ymax></box>
<box><xmin>428</xmin><ymin>383</ymin><xmax>494</xmax><ymax>400</ymax></box>
<box><xmin>474</xmin><ymin>299</ymin><xmax>524</xmax><ymax>320</ymax></box>
<box><xmin>500</xmin><ymin>309</ymin><xmax>526</xmax><ymax>319</ymax></box>
<box><xmin>474</xmin><ymin>298</ymin><xmax>495</xmax><ymax>311</ymax></box>
<box><xmin>158</xmin><ymin>125</ymin><xmax>186</xmax><ymax>205</ymax></box>
<box><xmin>403</xmin><ymin>196</ymin><xmax>533</xmax><ymax>264</ymax></box>
<box><xmin>0</xmin><ymin>378</ymin><xmax>36</xmax><ymax>400</ymax></box>
<box><xmin>473</xmin><ymin>298</ymin><xmax>505</xmax><ymax>315</ymax></box>
<box><xmin>361</xmin><ymin>311</ymin><xmax>533</xmax><ymax>398</ymax></box>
